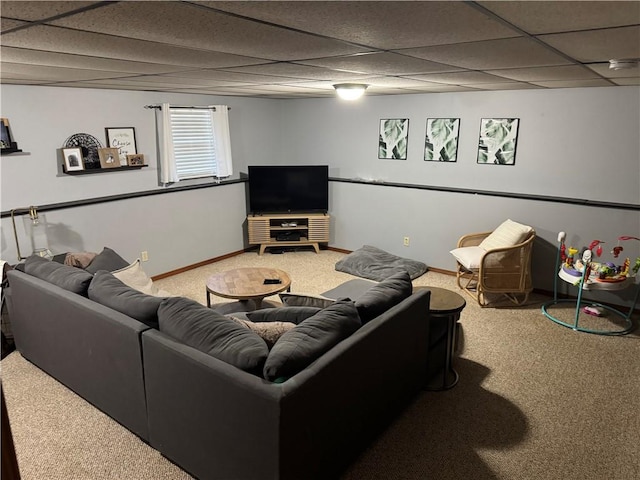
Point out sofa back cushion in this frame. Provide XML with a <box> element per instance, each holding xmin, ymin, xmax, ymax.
<box><xmin>158</xmin><ymin>297</ymin><xmax>269</xmax><ymax>374</ymax></box>
<box><xmin>246</xmin><ymin>306</ymin><xmax>322</xmax><ymax>324</ymax></box>
<box><xmin>354</xmin><ymin>271</ymin><xmax>412</xmax><ymax>323</ymax></box>
<box><xmin>84</xmin><ymin>247</ymin><xmax>130</xmax><ymax>274</ymax></box>
<box><xmin>24</xmin><ymin>255</ymin><xmax>93</xmax><ymax>296</ymax></box>
<box><xmin>263</xmin><ymin>299</ymin><xmax>361</xmax><ymax>382</ymax></box>
<box><xmin>88</xmin><ymin>271</ymin><xmax>163</xmax><ymax>328</ymax></box>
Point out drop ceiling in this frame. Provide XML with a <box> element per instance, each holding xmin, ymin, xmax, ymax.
<box><xmin>1</xmin><ymin>1</ymin><xmax>639</xmax><ymax>98</ymax></box>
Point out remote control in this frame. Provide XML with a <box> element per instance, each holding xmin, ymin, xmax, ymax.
<box><xmin>263</xmin><ymin>278</ymin><xmax>282</xmax><ymax>284</ymax></box>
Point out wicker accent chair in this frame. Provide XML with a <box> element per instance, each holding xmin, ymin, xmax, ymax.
<box><xmin>451</xmin><ymin>220</ymin><xmax>536</xmax><ymax>307</ymax></box>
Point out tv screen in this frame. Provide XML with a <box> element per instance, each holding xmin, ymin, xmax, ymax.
<box><xmin>248</xmin><ymin>165</ymin><xmax>329</xmax><ymax>214</ymax></box>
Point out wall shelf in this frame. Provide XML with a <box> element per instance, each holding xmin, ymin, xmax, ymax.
<box><xmin>63</xmin><ymin>165</ymin><xmax>148</xmax><ymax>175</ymax></box>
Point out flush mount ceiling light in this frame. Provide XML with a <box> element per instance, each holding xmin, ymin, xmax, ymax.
<box><xmin>609</xmin><ymin>59</ymin><xmax>640</xmax><ymax>70</ymax></box>
<box><xmin>333</xmin><ymin>83</ymin><xmax>368</xmax><ymax>100</ymax></box>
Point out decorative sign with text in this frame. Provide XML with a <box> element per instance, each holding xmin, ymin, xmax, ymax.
<box><xmin>105</xmin><ymin>127</ymin><xmax>137</xmax><ymax>165</ymax></box>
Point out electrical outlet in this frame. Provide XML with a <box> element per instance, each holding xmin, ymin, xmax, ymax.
<box><xmin>141</xmin><ymin>251</ymin><xmax>149</xmax><ymax>262</ymax></box>
<box><xmin>403</xmin><ymin>236</ymin><xmax>410</xmax><ymax>247</ymax></box>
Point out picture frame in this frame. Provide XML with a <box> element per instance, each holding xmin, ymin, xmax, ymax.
<box><xmin>105</xmin><ymin>127</ymin><xmax>137</xmax><ymax>165</ymax></box>
<box><xmin>425</xmin><ymin>118</ymin><xmax>460</xmax><ymax>162</ymax></box>
<box><xmin>126</xmin><ymin>153</ymin><xmax>145</xmax><ymax>166</ymax></box>
<box><xmin>379</xmin><ymin>118</ymin><xmax>409</xmax><ymax>160</ymax></box>
<box><xmin>62</xmin><ymin>147</ymin><xmax>84</xmax><ymax>172</ymax></box>
<box><xmin>1</xmin><ymin>118</ymin><xmax>14</xmax><ymax>150</ymax></box>
<box><xmin>477</xmin><ymin>118</ymin><xmax>520</xmax><ymax>165</ymax></box>
<box><xmin>98</xmin><ymin>147</ymin><xmax>121</xmax><ymax>168</ymax></box>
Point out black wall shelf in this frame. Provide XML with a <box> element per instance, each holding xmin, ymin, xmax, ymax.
<box><xmin>63</xmin><ymin>165</ymin><xmax>148</xmax><ymax>175</ymax></box>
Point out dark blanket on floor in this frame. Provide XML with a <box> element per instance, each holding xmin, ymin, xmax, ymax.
<box><xmin>335</xmin><ymin>245</ymin><xmax>428</xmax><ymax>282</ymax></box>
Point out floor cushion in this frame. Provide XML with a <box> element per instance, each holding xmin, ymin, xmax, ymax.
<box><xmin>335</xmin><ymin>245</ymin><xmax>428</xmax><ymax>281</ymax></box>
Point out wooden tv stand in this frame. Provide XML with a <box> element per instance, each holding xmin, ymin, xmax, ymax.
<box><xmin>248</xmin><ymin>213</ymin><xmax>330</xmax><ymax>255</ymax></box>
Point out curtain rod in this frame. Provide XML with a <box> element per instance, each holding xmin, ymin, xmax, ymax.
<box><xmin>144</xmin><ymin>105</ymin><xmax>230</xmax><ymax>111</ymax></box>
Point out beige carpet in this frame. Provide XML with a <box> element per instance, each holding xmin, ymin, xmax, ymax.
<box><xmin>2</xmin><ymin>250</ymin><xmax>639</xmax><ymax>480</ymax></box>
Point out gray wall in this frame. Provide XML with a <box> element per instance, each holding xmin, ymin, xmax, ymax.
<box><xmin>2</xmin><ymin>84</ymin><xmax>639</xmax><ymax>306</ymax></box>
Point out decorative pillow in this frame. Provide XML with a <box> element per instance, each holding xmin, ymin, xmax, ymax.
<box><xmin>112</xmin><ymin>260</ymin><xmax>171</xmax><ymax>297</ymax></box>
<box><xmin>263</xmin><ymin>299</ymin><xmax>361</xmax><ymax>382</ymax></box>
<box><xmin>246</xmin><ymin>306</ymin><xmax>322</xmax><ymax>325</ymax></box>
<box><xmin>478</xmin><ymin>219</ymin><xmax>533</xmax><ymax>251</ymax></box>
<box><xmin>24</xmin><ymin>255</ymin><xmax>93</xmax><ymax>296</ymax></box>
<box><xmin>278</xmin><ymin>293</ymin><xmax>334</xmax><ymax>308</ymax></box>
<box><xmin>450</xmin><ymin>246</ymin><xmax>486</xmax><ymax>270</ymax></box>
<box><xmin>88</xmin><ymin>271</ymin><xmax>163</xmax><ymax>328</ymax></box>
<box><xmin>353</xmin><ymin>271</ymin><xmax>412</xmax><ymax>324</ymax></box>
<box><xmin>158</xmin><ymin>297</ymin><xmax>269</xmax><ymax>374</ymax></box>
<box><xmin>85</xmin><ymin>247</ymin><xmax>130</xmax><ymax>274</ymax></box>
<box><xmin>231</xmin><ymin>318</ymin><xmax>296</xmax><ymax>349</ymax></box>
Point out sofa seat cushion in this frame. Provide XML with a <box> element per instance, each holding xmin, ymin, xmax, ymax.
<box><xmin>88</xmin><ymin>271</ymin><xmax>163</xmax><ymax>328</ymax></box>
<box><xmin>24</xmin><ymin>255</ymin><xmax>93</xmax><ymax>296</ymax></box>
<box><xmin>263</xmin><ymin>299</ymin><xmax>361</xmax><ymax>382</ymax></box>
<box><xmin>354</xmin><ymin>271</ymin><xmax>413</xmax><ymax>323</ymax></box>
<box><xmin>158</xmin><ymin>297</ymin><xmax>269</xmax><ymax>374</ymax></box>
<box><xmin>84</xmin><ymin>247</ymin><xmax>130</xmax><ymax>274</ymax></box>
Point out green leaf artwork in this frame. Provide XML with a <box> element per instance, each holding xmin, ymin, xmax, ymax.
<box><xmin>379</xmin><ymin>119</ymin><xmax>409</xmax><ymax>160</ymax></box>
<box><xmin>424</xmin><ymin>118</ymin><xmax>460</xmax><ymax>162</ymax></box>
<box><xmin>477</xmin><ymin>118</ymin><xmax>519</xmax><ymax>165</ymax></box>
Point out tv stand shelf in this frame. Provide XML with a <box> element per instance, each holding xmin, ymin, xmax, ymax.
<box><xmin>248</xmin><ymin>213</ymin><xmax>330</xmax><ymax>255</ymax></box>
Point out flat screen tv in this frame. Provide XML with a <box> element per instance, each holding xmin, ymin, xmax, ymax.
<box><xmin>248</xmin><ymin>165</ymin><xmax>329</xmax><ymax>214</ymax></box>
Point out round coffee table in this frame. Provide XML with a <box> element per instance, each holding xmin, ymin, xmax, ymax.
<box><xmin>206</xmin><ymin>267</ymin><xmax>291</xmax><ymax>311</ymax></box>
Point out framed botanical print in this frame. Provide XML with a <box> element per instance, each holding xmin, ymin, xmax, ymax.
<box><xmin>425</xmin><ymin>118</ymin><xmax>460</xmax><ymax>162</ymax></box>
<box><xmin>379</xmin><ymin>118</ymin><xmax>409</xmax><ymax>160</ymax></box>
<box><xmin>477</xmin><ymin>118</ymin><xmax>519</xmax><ymax>165</ymax></box>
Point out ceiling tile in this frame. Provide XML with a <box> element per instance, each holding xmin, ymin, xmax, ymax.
<box><xmin>529</xmin><ymin>79</ymin><xmax>614</xmax><ymax>88</ymax></box>
<box><xmin>488</xmin><ymin>65</ymin><xmax>601</xmax><ymax>82</ymax></box>
<box><xmin>359</xmin><ymin>77</ymin><xmax>447</xmax><ymax>88</ymax></box>
<box><xmin>401</xmin><ymin>85</ymin><xmax>479</xmax><ymax>93</ymax></box>
<box><xmin>1</xmin><ymin>62</ymin><xmax>134</xmax><ymax>82</ymax></box>
<box><xmin>586</xmin><ymin>63</ymin><xmax>640</xmax><ymax>79</ymax></box>
<box><xmin>479</xmin><ymin>1</ymin><xmax>640</xmax><ymax>35</ymax></box>
<box><xmin>540</xmin><ymin>26</ymin><xmax>640</xmax><ymax>63</ymax></box>
<box><xmin>221</xmin><ymin>62</ymin><xmax>371</xmax><ymax>82</ymax></box>
<box><xmin>406</xmin><ymin>71</ymin><xmax>512</xmax><ymax>85</ymax></box>
<box><xmin>161</xmin><ymin>69</ymin><xmax>307</xmax><ymax>84</ymax></box>
<box><xmin>299</xmin><ymin>52</ymin><xmax>462</xmax><ymax>75</ymax></box>
<box><xmin>48</xmin><ymin>1</ymin><xmax>370</xmax><ymax>61</ymax></box>
<box><xmin>0</xmin><ymin>46</ymin><xmax>187</xmax><ymax>75</ymax></box>
<box><xmin>0</xmin><ymin>18</ymin><xmax>27</xmax><ymax>32</ymax></box>
<box><xmin>401</xmin><ymin>37</ymin><xmax>573</xmax><ymax>70</ymax></box>
<box><xmin>467</xmin><ymin>82</ymin><xmax>542</xmax><ymax>91</ymax></box>
<box><xmin>1</xmin><ymin>25</ymin><xmax>268</xmax><ymax>69</ymax></box>
<box><xmin>0</xmin><ymin>1</ymin><xmax>98</xmax><ymax>21</ymax></box>
<box><xmin>203</xmin><ymin>1</ymin><xmax>522</xmax><ymax>49</ymax></box>
<box><xmin>612</xmin><ymin>78</ymin><xmax>640</xmax><ymax>86</ymax></box>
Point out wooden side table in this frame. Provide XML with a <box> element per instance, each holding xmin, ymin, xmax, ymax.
<box><xmin>416</xmin><ymin>286</ymin><xmax>466</xmax><ymax>391</ymax></box>
<box><xmin>206</xmin><ymin>267</ymin><xmax>291</xmax><ymax>311</ymax></box>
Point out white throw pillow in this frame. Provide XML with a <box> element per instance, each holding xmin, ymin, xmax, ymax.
<box><xmin>478</xmin><ymin>219</ymin><xmax>533</xmax><ymax>251</ymax></box>
<box><xmin>112</xmin><ymin>259</ymin><xmax>172</xmax><ymax>297</ymax></box>
<box><xmin>450</xmin><ymin>246</ymin><xmax>486</xmax><ymax>270</ymax></box>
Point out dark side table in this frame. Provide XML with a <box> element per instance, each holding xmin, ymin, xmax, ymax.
<box><xmin>416</xmin><ymin>286</ymin><xmax>466</xmax><ymax>391</ymax></box>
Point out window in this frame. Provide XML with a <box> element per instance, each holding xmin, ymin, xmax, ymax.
<box><xmin>170</xmin><ymin>108</ymin><xmax>217</xmax><ymax>180</ymax></box>
<box><xmin>156</xmin><ymin>104</ymin><xmax>233</xmax><ymax>185</ymax></box>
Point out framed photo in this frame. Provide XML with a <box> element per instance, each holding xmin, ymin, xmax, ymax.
<box><xmin>98</xmin><ymin>147</ymin><xmax>121</xmax><ymax>168</ymax></box>
<box><xmin>105</xmin><ymin>127</ymin><xmax>137</xmax><ymax>165</ymax></box>
<box><xmin>62</xmin><ymin>147</ymin><xmax>84</xmax><ymax>172</ymax></box>
<box><xmin>379</xmin><ymin>118</ymin><xmax>409</xmax><ymax>160</ymax></box>
<box><xmin>1</xmin><ymin>118</ymin><xmax>14</xmax><ymax>149</ymax></box>
<box><xmin>425</xmin><ymin>118</ymin><xmax>460</xmax><ymax>162</ymax></box>
<box><xmin>127</xmin><ymin>153</ymin><xmax>145</xmax><ymax>166</ymax></box>
<box><xmin>477</xmin><ymin>118</ymin><xmax>520</xmax><ymax>165</ymax></box>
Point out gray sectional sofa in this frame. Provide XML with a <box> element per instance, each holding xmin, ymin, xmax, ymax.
<box><xmin>6</xmin><ymin>254</ymin><xmax>435</xmax><ymax>480</ymax></box>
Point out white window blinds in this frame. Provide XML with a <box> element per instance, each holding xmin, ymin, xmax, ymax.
<box><xmin>156</xmin><ymin>104</ymin><xmax>233</xmax><ymax>185</ymax></box>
